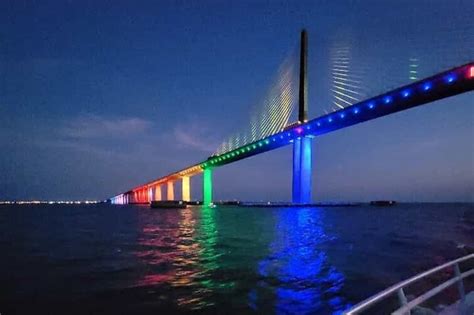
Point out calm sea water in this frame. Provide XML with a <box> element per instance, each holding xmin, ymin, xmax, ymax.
<box><xmin>0</xmin><ymin>203</ymin><xmax>472</xmax><ymax>314</ymax></box>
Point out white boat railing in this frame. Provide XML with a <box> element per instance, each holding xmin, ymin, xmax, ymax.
<box><xmin>344</xmin><ymin>253</ymin><xmax>474</xmax><ymax>315</ymax></box>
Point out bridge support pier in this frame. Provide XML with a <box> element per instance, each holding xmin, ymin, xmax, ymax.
<box><xmin>182</xmin><ymin>176</ymin><xmax>190</xmax><ymax>201</ymax></box>
<box><xmin>167</xmin><ymin>182</ymin><xmax>175</xmax><ymax>200</ymax></box>
<box><xmin>148</xmin><ymin>187</ymin><xmax>153</xmax><ymax>202</ymax></box>
<box><xmin>203</xmin><ymin>168</ymin><xmax>213</xmax><ymax>206</ymax></box>
<box><xmin>292</xmin><ymin>136</ymin><xmax>312</xmax><ymax>204</ymax></box>
<box><xmin>154</xmin><ymin>185</ymin><xmax>162</xmax><ymax>201</ymax></box>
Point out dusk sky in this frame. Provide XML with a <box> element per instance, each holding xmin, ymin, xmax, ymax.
<box><xmin>1</xmin><ymin>0</ymin><xmax>473</xmax><ymax>202</ymax></box>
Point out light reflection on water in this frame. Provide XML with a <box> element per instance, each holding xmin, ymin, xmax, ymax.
<box><xmin>0</xmin><ymin>203</ymin><xmax>472</xmax><ymax>314</ymax></box>
<box><xmin>134</xmin><ymin>206</ymin><xmax>351</xmax><ymax>314</ymax></box>
<box><xmin>254</xmin><ymin>208</ymin><xmax>350</xmax><ymax>314</ymax></box>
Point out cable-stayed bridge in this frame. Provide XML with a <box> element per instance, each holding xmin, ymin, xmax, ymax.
<box><xmin>110</xmin><ymin>30</ymin><xmax>474</xmax><ymax>206</ymax></box>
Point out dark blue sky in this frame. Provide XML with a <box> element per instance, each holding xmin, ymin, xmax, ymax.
<box><xmin>1</xmin><ymin>0</ymin><xmax>473</xmax><ymax>202</ymax></box>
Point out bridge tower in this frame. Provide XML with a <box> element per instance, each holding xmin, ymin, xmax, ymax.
<box><xmin>292</xmin><ymin>29</ymin><xmax>312</xmax><ymax>204</ymax></box>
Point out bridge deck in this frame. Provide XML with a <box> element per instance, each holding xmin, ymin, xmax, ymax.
<box><xmin>112</xmin><ymin>62</ymin><xmax>473</xmax><ymax>202</ymax></box>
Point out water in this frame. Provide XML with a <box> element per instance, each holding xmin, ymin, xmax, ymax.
<box><xmin>0</xmin><ymin>203</ymin><xmax>472</xmax><ymax>314</ymax></box>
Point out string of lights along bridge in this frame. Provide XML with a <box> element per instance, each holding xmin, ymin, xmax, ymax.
<box><xmin>110</xmin><ymin>31</ymin><xmax>474</xmax><ymax>206</ymax></box>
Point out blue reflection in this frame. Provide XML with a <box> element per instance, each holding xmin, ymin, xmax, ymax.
<box><xmin>254</xmin><ymin>208</ymin><xmax>350</xmax><ymax>314</ymax></box>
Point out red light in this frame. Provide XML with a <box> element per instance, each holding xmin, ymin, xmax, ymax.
<box><xmin>469</xmin><ymin>65</ymin><xmax>474</xmax><ymax>79</ymax></box>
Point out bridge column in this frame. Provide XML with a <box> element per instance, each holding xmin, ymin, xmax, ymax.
<box><xmin>182</xmin><ymin>176</ymin><xmax>191</xmax><ymax>201</ymax></box>
<box><xmin>154</xmin><ymin>185</ymin><xmax>162</xmax><ymax>201</ymax></box>
<box><xmin>167</xmin><ymin>181</ymin><xmax>175</xmax><ymax>200</ymax></box>
<box><xmin>148</xmin><ymin>187</ymin><xmax>153</xmax><ymax>202</ymax></box>
<box><xmin>203</xmin><ymin>168</ymin><xmax>213</xmax><ymax>206</ymax></box>
<box><xmin>292</xmin><ymin>136</ymin><xmax>312</xmax><ymax>204</ymax></box>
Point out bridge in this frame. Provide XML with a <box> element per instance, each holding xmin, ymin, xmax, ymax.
<box><xmin>110</xmin><ymin>31</ymin><xmax>474</xmax><ymax>206</ymax></box>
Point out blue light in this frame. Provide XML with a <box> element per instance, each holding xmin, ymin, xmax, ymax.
<box><xmin>445</xmin><ymin>74</ymin><xmax>456</xmax><ymax>84</ymax></box>
<box><xmin>328</xmin><ymin>117</ymin><xmax>333</xmax><ymax>122</ymax></box>
<box><xmin>353</xmin><ymin>107</ymin><xmax>359</xmax><ymax>114</ymax></box>
<box><xmin>422</xmin><ymin>82</ymin><xmax>432</xmax><ymax>91</ymax></box>
<box><xmin>340</xmin><ymin>113</ymin><xmax>345</xmax><ymax>119</ymax></box>
<box><xmin>316</xmin><ymin>122</ymin><xmax>321</xmax><ymax>126</ymax></box>
<box><xmin>272</xmin><ymin>137</ymin><xmax>276</xmax><ymax>142</ymax></box>
<box><xmin>402</xmin><ymin>89</ymin><xmax>411</xmax><ymax>98</ymax></box>
<box><xmin>383</xmin><ymin>96</ymin><xmax>392</xmax><ymax>104</ymax></box>
<box><xmin>306</xmin><ymin>125</ymin><xmax>311</xmax><ymax>130</ymax></box>
<box><xmin>287</xmin><ymin>132</ymin><xmax>291</xmax><ymax>137</ymax></box>
<box><xmin>368</xmin><ymin>101</ymin><xmax>375</xmax><ymax>109</ymax></box>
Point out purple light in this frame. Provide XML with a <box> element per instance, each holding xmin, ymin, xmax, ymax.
<box><xmin>296</xmin><ymin>127</ymin><xmax>303</xmax><ymax>134</ymax></box>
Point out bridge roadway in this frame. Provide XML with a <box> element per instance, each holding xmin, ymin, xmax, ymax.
<box><xmin>110</xmin><ymin>62</ymin><xmax>474</xmax><ymax>205</ymax></box>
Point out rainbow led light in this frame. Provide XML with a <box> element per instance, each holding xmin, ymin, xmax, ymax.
<box><xmin>113</xmin><ymin>62</ymin><xmax>474</xmax><ymax>206</ymax></box>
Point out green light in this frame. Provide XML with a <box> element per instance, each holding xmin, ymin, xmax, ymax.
<box><xmin>252</xmin><ymin>145</ymin><xmax>256</xmax><ymax>149</ymax></box>
<box><xmin>240</xmin><ymin>149</ymin><xmax>245</xmax><ymax>153</ymax></box>
<box><xmin>247</xmin><ymin>147</ymin><xmax>250</xmax><ymax>152</ymax></box>
<box><xmin>203</xmin><ymin>168</ymin><xmax>213</xmax><ymax>206</ymax></box>
<box><xmin>264</xmin><ymin>140</ymin><xmax>270</xmax><ymax>144</ymax></box>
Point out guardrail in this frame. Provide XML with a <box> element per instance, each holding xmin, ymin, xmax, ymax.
<box><xmin>344</xmin><ymin>253</ymin><xmax>474</xmax><ymax>315</ymax></box>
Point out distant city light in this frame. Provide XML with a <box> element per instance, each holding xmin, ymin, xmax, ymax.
<box><xmin>0</xmin><ymin>200</ymin><xmax>100</xmax><ymax>205</ymax></box>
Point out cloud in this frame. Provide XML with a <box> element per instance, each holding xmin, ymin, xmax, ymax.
<box><xmin>62</xmin><ymin>113</ymin><xmax>151</xmax><ymax>139</ymax></box>
<box><xmin>173</xmin><ymin>122</ymin><xmax>220</xmax><ymax>152</ymax></box>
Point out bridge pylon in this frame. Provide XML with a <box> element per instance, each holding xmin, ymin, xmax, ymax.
<box><xmin>292</xmin><ymin>29</ymin><xmax>312</xmax><ymax>204</ymax></box>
